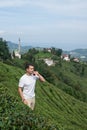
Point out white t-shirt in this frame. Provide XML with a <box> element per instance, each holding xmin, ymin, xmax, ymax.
<box><xmin>18</xmin><ymin>74</ymin><xmax>39</xmax><ymax>99</ymax></box>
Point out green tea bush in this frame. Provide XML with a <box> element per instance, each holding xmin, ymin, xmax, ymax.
<box><xmin>0</xmin><ymin>86</ymin><xmax>58</xmax><ymax>130</ymax></box>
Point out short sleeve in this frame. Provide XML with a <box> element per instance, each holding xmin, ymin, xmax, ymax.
<box><xmin>18</xmin><ymin>78</ymin><xmax>24</xmax><ymax>88</ymax></box>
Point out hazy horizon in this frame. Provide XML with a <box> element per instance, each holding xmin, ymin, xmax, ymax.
<box><xmin>7</xmin><ymin>40</ymin><xmax>87</xmax><ymax>51</ymax></box>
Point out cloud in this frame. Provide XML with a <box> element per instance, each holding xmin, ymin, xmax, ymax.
<box><xmin>0</xmin><ymin>0</ymin><xmax>87</xmax><ymax>18</ymax></box>
<box><xmin>15</xmin><ymin>18</ymin><xmax>87</xmax><ymax>32</ymax></box>
<box><xmin>0</xmin><ymin>0</ymin><xmax>87</xmax><ymax>10</ymax></box>
<box><xmin>0</xmin><ymin>30</ymin><xmax>6</xmax><ymax>34</ymax></box>
<box><xmin>34</xmin><ymin>0</ymin><xmax>87</xmax><ymax>18</ymax></box>
<box><xmin>0</xmin><ymin>0</ymin><xmax>28</xmax><ymax>7</ymax></box>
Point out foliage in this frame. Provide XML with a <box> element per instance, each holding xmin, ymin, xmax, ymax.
<box><xmin>51</xmin><ymin>47</ymin><xmax>62</xmax><ymax>57</ymax></box>
<box><xmin>0</xmin><ymin>62</ymin><xmax>58</xmax><ymax>130</ymax></box>
<box><xmin>6</xmin><ymin>47</ymin><xmax>87</xmax><ymax>103</ymax></box>
<box><xmin>3</xmin><ymin>45</ymin><xmax>87</xmax><ymax>103</ymax></box>
<box><xmin>21</xmin><ymin>48</ymin><xmax>40</xmax><ymax>66</ymax></box>
<box><xmin>0</xmin><ymin>87</ymin><xmax>58</xmax><ymax>130</ymax></box>
<box><xmin>50</xmin><ymin>61</ymin><xmax>87</xmax><ymax>102</ymax></box>
<box><xmin>1</xmin><ymin>43</ymin><xmax>87</xmax><ymax>130</ymax></box>
<box><xmin>0</xmin><ymin>38</ymin><xmax>11</xmax><ymax>61</ymax></box>
<box><xmin>0</xmin><ymin>62</ymin><xmax>87</xmax><ymax>130</ymax></box>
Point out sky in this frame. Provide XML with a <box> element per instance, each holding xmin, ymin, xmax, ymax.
<box><xmin>0</xmin><ymin>0</ymin><xmax>87</xmax><ymax>50</ymax></box>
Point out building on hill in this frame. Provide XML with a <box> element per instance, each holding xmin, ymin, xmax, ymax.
<box><xmin>61</xmin><ymin>54</ymin><xmax>70</xmax><ymax>61</ymax></box>
<box><xmin>73</xmin><ymin>58</ymin><xmax>79</xmax><ymax>62</ymax></box>
<box><xmin>47</xmin><ymin>48</ymin><xmax>51</xmax><ymax>52</ymax></box>
<box><xmin>14</xmin><ymin>50</ymin><xmax>21</xmax><ymax>59</ymax></box>
<box><xmin>44</xmin><ymin>58</ymin><xmax>54</xmax><ymax>66</ymax></box>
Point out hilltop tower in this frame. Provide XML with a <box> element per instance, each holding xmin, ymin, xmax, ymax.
<box><xmin>18</xmin><ymin>37</ymin><xmax>21</xmax><ymax>53</ymax></box>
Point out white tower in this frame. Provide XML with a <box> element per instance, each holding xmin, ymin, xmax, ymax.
<box><xmin>18</xmin><ymin>38</ymin><xmax>21</xmax><ymax>53</ymax></box>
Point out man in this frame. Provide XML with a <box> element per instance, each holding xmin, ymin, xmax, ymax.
<box><xmin>18</xmin><ymin>63</ymin><xmax>45</xmax><ymax>110</ymax></box>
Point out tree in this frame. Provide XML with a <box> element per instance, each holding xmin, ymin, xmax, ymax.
<box><xmin>56</xmin><ymin>49</ymin><xmax>62</xmax><ymax>57</ymax></box>
<box><xmin>12</xmin><ymin>50</ymin><xmax>15</xmax><ymax>58</ymax></box>
<box><xmin>51</xmin><ymin>47</ymin><xmax>56</xmax><ymax>55</ymax></box>
<box><xmin>51</xmin><ymin>47</ymin><xmax>62</xmax><ymax>57</ymax></box>
<box><xmin>81</xmin><ymin>65</ymin><xmax>85</xmax><ymax>76</ymax></box>
<box><xmin>0</xmin><ymin>38</ymin><xmax>11</xmax><ymax>61</ymax></box>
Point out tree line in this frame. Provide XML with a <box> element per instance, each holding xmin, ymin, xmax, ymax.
<box><xmin>0</xmin><ymin>38</ymin><xmax>11</xmax><ymax>61</ymax></box>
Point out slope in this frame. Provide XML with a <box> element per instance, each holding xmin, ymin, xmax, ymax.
<box><xmin>0</xmin><ymin>62</ymin><xmax>57</xmax><ymax>130</ymax></box>
<box><xmin>47</xmin><ymin>61</ymin><xmax>87</xmax><ymax>102</ymax></box>
<box><xmin>0</xmin><ymin>62</ymin><xmax>87</xmax><ymax>130</ymax></box>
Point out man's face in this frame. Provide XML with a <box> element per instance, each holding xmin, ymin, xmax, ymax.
<box><xmin>27</xmin><ymin>65</ymin><xmax>34</xmax><ymax>74</ymax></box>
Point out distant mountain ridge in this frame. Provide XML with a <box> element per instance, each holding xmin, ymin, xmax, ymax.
<box><xmin>7</xmin><ymin>41</ymin><xmax>87</xmax><ymax>60</ymax></box>
<box><xmin>7</xmin><ymin>41</ymin><xmax>32</xmax><ymax>53</ymax></box>
<box><xmin>64</xmin><ymin>48</ymin><xmax>87</xmax><ymax>61</ymax></box>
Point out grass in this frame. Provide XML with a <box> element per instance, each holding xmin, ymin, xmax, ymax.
<box><xmin>0</xmin><ymin>61</ymin><xmax>87</xmax><ymax>130</ymax></box>
<box><xmin>49</xmin><ymin>61</ymin><xmax>87</xmax><ymax>102</ymax></box>
<box><xmin>35</xmin><ymin>51</ymin><xmax>52</xmax><ymax>59</ymax></box>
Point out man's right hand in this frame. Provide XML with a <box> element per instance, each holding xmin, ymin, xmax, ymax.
<box><xmin>22</xmin><ymin>99</ymin><xmax>28</xmax><ymax>105</ymax></box>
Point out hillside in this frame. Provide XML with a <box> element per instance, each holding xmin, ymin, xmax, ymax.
<box><xmin>0</xmin><ymin>62</ymin><xmax>56</xmax><ymax>130</ymax></box>
<box><xmin>0</xmin><ymin>61</ymin><xmax>87</xmax><ymax>130</ymax></box>
<box><xmin>31</xmin><ymin>50</ymin><xmax>87</xmax><ymax>103</ymax></box>
<box><xmin>49</xmin><ymin>61</ymin><xmax>87</xmax><ymax>103</ymax></box>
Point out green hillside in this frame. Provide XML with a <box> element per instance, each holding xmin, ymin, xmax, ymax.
<box><xmin>0</xmin><ymin>61</ymin><xmax>87</xmax><ymax>130</ymax></box>
<box><xmin>21</xmin><ymin>48</ymin><xmax>87</xmax><ymax>103</ymax></box>
<box><xmin>0</xmin><ymin>62</ymin><xmax>57</xmax><ymax>130</ymax></box>
<box><xmin>49</xmin><ymin>61</ymin><xmax>87</xmax><ymax>102</ymax></box>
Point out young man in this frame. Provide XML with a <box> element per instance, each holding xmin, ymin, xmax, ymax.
<box><xmin>18</xmin><ymin>63</ymin><xmax>45</xmax><ymax>110</ymax></box>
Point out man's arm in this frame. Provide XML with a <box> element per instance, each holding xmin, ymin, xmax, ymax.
<box><xmin>18</xmin><ymin>87</ymin><xmax>28</xmax><ymax>104</ymax></box>
<box><xmin>18</xmin><ymin>87</ymin><xmax>25</xmax><ymax>101</ymax></box>
<box><xmin>38</xmin><ymin>73</ymin><xmax>45</xmax><ymax>82</ymax></box>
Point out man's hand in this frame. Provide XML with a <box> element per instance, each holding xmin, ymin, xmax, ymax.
<box><xmin>33</xmin><ymin>71</ymin><xmax>39</xmax><ymax>76</ymax></box>
<box><xmin>22</xmin><ymin>99</ymin><xmax>28</xmax><ymax>105</ymax></box>
<box><xmin>33</xmin><ymin>71</ymin><xmax>45</xmax><ymax>82</ymax></box>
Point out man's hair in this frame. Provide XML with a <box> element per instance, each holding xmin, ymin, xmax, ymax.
<box><xmin>25</xmin><ymin>63</ymin><xmax>34</xmax><ymax>70</ymax></box>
